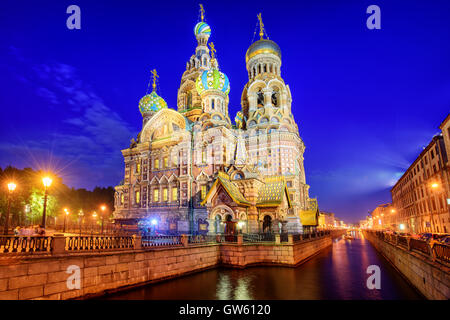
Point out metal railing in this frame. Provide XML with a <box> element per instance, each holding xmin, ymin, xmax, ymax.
<box><xmin>141</xmin><ymin>235</ymin><xmax>182</xmax><ymax>247</ymax></box>
<box><xmin>0</xmin><ymin>236</ymin><xmax>52</xmax><ymax>253</ymax></box>
<box><xmin>66</xmin><ymin>236</ymin><xmax>134</xmax><ymax>251</ymax></box>
<box><xmin>188</xmin><ymin>234</ymin><xmax>216</xmax><ymax>244</ymax></box>
<box><xmin>0</xmin><ymin>230</ymin><xmax>334</xmax><ymax>255</ymax></box>
<box><xmin>369</xmin><ymin>230</ymin><xmax>449</xmax><ymax>266</ymax></box>
<box><xmin>433</xmin><ymin>243</ymin><xmax>450</xmax><ymax>263</ymax></box>
<box><xmin>409</xmin><ymin>238</ymin><xmax>430</xmax><ymax>255</ymax></box>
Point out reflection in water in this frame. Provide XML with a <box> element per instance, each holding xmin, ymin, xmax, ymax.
<box><xmin>103</xmin><ymin>233</ymin><xmax>423</xmax><ymax>300</ymax></box>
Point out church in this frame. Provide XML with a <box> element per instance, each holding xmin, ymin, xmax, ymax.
<box><xmin>113</xmin><ymin>7</ymin><xmax>319</xmax><ymax>235</ymax></box>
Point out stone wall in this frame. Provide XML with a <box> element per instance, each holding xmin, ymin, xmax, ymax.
<box><xmin>363</xmin><ymin>231</ymin><xmax>450</xmax><ymax>300</ymax></box>
<box><xmin>0</xmin><ymin>235</ymin><xmax>334</xmax><ymax>300</ymax></box>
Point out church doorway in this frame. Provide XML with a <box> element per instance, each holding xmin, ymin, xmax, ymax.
<box><xmin>263</xmin><ymin>215</ymin><xmax>272</xmax><ymax>233</ymax></box>
<box><xmin>224</xmin><ymin>214</ymin><xmax>236</xmax><ymax>235</ymax></box>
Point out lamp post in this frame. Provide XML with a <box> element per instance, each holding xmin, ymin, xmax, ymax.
<box><xmin>430</xmin><ymin>182</ymin><xmax>439</xmax><ymax>233</ymax></box>
<box><xmin>41</xmin><ymin>176</ymin><xmax>52</xmax><ymax>229</ymax></box>
<box><xmin>4</xmin><ymin>182</ymin><xmax>17</xmax><ymax>235</ymax></box>
<box><xmin>92</xmin><ymin>212</ymin><xmax>98</xmax><ymax>234</ymax></box>
<box><xmin>78</xmin><ymin>210</ymin><xmax>84</xmax><ymax>236</ymax></box>
<box><xmin>100</xmin><ymin>205</ymin><xmax>106</xmax><ymax>234</ymax></box>
<box><xmin>63</xmin><ymin>208</ymin><xmax>69</xmax><ymax>233</ymax></box>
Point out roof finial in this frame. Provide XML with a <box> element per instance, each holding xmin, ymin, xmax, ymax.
<box><xmin>200</xmin><ymin>4</ymin><xmax>205</xmax><ymax>22</ymax></box>
<box><xmin>209</xmin><ymin>42</ymin><xmax>216</xmax><ymax>60</ymax></box>
<box><xmin>257</xmin><ymin>13</ymin><xmax>264</xmax><ymax>40</ymax></box>
<box><xmin>151</xmin><ymin>69</ymin><xmax>159</xmax><ymax>91</ymax></box>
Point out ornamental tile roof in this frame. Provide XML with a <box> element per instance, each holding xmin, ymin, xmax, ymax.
<box><xmin>256</xmin><ymin>176</ymin><xmax>291</xmax><ymax>207</ymax></box>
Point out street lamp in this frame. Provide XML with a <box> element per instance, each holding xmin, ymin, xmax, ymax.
<box><xmin>41</xmin><ymin>176</ymin><xmax>52</xmax><ymax>229</ymax></box>
<box><xmin>78</xmin><ymin>210</ymin><xmax>84</xmax><ymax>236</ymax></box>
<box><xmin>431</xmin><ymin>183</ymin><xmax>439</xmax><ymax>189</ymax></box>
<box><xmin>92</xmin><ymin>212</ymin><xmax>97</xmax><ymax>234</ymax></box>
<box><xmin>100</xmin><ymin>205</ymin><xmax>106</xmax><ymax>234</ymax></box>
<box><xmin>4</xmin><ymin>182</ymin><xmax>17</xmax><ymax>235</ymax></box>
<box><xmin>63</xmin><ymin>208</ymin><xmax>69</xmax><ymax>233</ymax></box>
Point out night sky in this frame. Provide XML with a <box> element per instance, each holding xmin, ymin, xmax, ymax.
<box><xmin>0</xmin><ymin>0</ymin><xmax>449</xmax><ymax>223</ymax></box>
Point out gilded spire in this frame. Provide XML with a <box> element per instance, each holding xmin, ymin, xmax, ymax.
<box><xmin>151</xmin><ymin>69</ymin><xmax>159</xmax><ymax>91</ymax></box>
<box><xmin>209</xmin><ymin>42</ymin><xmax>216</xmax><ymax>60</ymax></box>
<box><xmin>200</xmin><ymin>4</ymin><xmax>205</xmax><ymax>22</ymax></box>
<box><xmin>257</xmin><ymin>13</ymin><xmax>264</xmax><ymax>40</ymax></box>
<box><xmin>209</xmin><ymin>42</ymin><xmax>218</xmax><ymax>68</ymax></box>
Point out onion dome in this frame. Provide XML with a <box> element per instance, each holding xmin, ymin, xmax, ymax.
<box><xmin>196</xmin><ymin>68</ymin><xmax>230</xmax><ymax>95</ymax></box>
<box><xmin>139</xmin><ymin>91</ymin><xmax>167</xmax><ymax>114</ymax></box>
<box><xmin>194</xmin><ymin>22</ymin><xmax>211</xmax><ymax>36</ymax></box>
<box><xmin>245</xmin><ymin>39</ymin><xmax>281</xmax><ymax>63</ymax></box>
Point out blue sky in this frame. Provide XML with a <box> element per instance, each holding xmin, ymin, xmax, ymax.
<box><xmin>0</xmin><ymin>0</ymin><xmax>449</xmax><ymax>223</ymax></box>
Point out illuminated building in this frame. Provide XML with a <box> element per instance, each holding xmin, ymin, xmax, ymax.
<box><xmin>113</xmin><ymin>7</ymin><xmax>318</xmax><ymax>234</ymax></box>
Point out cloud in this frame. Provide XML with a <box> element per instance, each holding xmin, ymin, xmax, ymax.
<box><xmin>2</xmin><ymin>48</ymin><xmax>136</xmax><ymax>189</ymax></box>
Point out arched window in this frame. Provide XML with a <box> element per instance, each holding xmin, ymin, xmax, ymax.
<box><xmin>271</xmin><ymin>117</ymin><xmax>280</xmax><ymax>123</ymax></box>
<box><xmin>186</xmin><ymin>91</ymin><xmax>192</xmax><ymax>108</ymax></box>
<box><xmin>270</xmin><ymin>64</ymin><xmax>273</xmax><ymax>73</ymax></box>
<box><xmin>203</xmin><ymin>58</ymin><xmax>207</xmax><ymax>66</ymax></box>
<box><xmin>264</xmin><ymin>64</ymin><xmax>267</xmax><ymax>73</ymax></box>
<box><xmin>234</xmin><ymin>173</ymin><xmax>243</xmax><ymax>180</ymax></box>
<box><xmin>248</xmin><ymin>120</ymin><xmax>256</xmax><ymax>127</ymax></box>
<box><xmin>271</xmin><ymin>88</ymin><xmax>279</xmax><ymax>107</ymax></box>
<box><xmin>257</xmin><ymin>89</ymin><xmax>264</xmax><ymax>106</ymax></box>
<box><xmin>211</xmin><ymin>99</ymin><xmax>215</xmax><ymax>109</ymax></box>
<box><xmin>258</xmin><ymin>64</ymin><xmax>261</xmax><ymax>74</ymax></box>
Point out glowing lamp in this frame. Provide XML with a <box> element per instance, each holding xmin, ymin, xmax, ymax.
<box><xmin>100</xmin><ymin>205</ymin><xmax>106</xmax><ymax>211</ymax></box>
<box><xmin>431</xmin><ymin>183</ymin><xmax>439</xmax><ymax>189</ymax></box>
<box><xmin>399</xmin><ymin>224</ymin><xmax>405</xmax><ymax>230</ymax></box>
<box><xmin>42</xmin><ymin>177</ymin><xmax>52</xmax><ymax>188</ymax></box>
<box><xmin>237</xmin><ymin>221</ymin><xmax>245</xmax><ymax>228</ymax></box>
<box><xmin>151</xmin><ymin>219</ymin><xmax>158</xmax><ymax>225</ymax></box>
<box><xmin>7</xmin><ymin>182</ymin><xmax>16</xmax><ymax>192</ymax></box>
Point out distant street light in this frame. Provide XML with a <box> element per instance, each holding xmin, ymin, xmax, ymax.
<box><xmin>4</xmin><ymin>182</ymin><xmax>17</xmax><ymax>235</ymax></box>
<box><xmin>100</xmin><ymin>205</ymin><xmax>106</xmax><ymax>234</ymax></box>
<box><xmin>63</xmin><ymin>208</ymin><xmax>69</xmax><ymax>233</ymax></box>
<box><xmin>78</xmin><ymin>210</ymin><xmax>84</xmax><ymax>236</ymax></box>
<box><xmin>431</xmin><ymin>183</ymin><xmax>439</xmax><ymax>189</ymax></box>
<box><xmin>41</xmin><ymin>176</ymin><xmax>53</xmax><ymax>229</ymax></box>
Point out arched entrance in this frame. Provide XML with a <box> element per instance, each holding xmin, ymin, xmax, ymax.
<box><xmin>225</xmin><ymin>214</ymin><xmax>236</xmax><ymax>235</ymax></box>
<box><xmin>263</xmin><ymin>215</ymin><xmax>272</xmax><ymax>233</ymax></box>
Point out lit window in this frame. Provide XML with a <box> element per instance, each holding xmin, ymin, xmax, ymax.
<box><xmin>135</xmin><ymin>191</ymin><xmax>140</xmax><ymax>204</ymax></box>
<box><xmin>136</xmin><ymin>163</ymin><xmax>141</xmax><ymax>173</ymax></box>
<box><xmin>172</xmin><ymin>187</ymin><xmax>178</xmax><ymax>201</ymax></box>
<box><xmin>173</xmin><ymin>156</ymin><xmax>178</xmax><ymax>166</ymax></box>
<box><xmin>163</xmin><ymin>188</ymin><xmax>168</xmax><ymax>202</ymax></box>
<box><xmin>155</xmin><ymin>159</ymin><xmax>159</xmax><ymax>169</ymax></box>
<box><xmin>164</xmin><ymin>157</ymin><xmax>168</xmax><ymax>168</ymax></box>
<box><xmin>201</xmin><ymin>185</ymin><xmax>207</xmax><ymax>200</ymax></box>
<box><xmin>202</xmin><ymin>150</ymin><xmax>206</xmax><ymax>163</ymax></box>
<box><xmin>121</xmin><ymin>193</ymin><xmax>124</xmax><ymax>204</ymax></box>
<box><xmin>154</xmin><ymin>189</ymin><xmax>159</xmax><ymax>202</ymax></box>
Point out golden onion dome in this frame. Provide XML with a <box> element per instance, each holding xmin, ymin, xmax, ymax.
<box><xmin>245</xmin><ymin>39</ymin><xmax>281</xmax><ymax>63</ymax></box>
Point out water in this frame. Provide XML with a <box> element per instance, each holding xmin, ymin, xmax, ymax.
<box><xmin>102</xmin><ymin>232</ymin><xmax>423</xmax><ymax>300</ymax></box>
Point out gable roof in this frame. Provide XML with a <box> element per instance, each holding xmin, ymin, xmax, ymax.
<box><xmin>201</xmin><ymin>171</ymin><xmax>250</xmax><ymax>206</ymax></box>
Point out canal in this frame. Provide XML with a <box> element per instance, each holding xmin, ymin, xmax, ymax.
<box><xmin>102</xmin><ymin>232</ymin><xmax>423</xmax><ymax>300</ymax></box>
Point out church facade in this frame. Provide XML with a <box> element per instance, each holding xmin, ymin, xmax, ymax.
<box><xmin>113</xmin><ymin>10</ymin><xmax>319</xmax><ymax>234</ymax></box>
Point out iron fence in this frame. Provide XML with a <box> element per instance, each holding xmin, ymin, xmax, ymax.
<box><xmin>141</xmin><ymin>235</ymin><xmax>182</xmax><ymax>247</ymax></box>
<box><xmin>409</xmin><ymin>238</ymin><xmax>430</xmax><ymax>255</ymax></box>
<box><xmin>433</xmin><ymin>243</ymin><xmax>450</xmax><ymax>264</ymax></box>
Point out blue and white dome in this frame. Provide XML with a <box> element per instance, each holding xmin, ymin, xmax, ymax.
<box><xmin>196</xmin><ymin>68</ymin><xmax>230</xmax><ymax>95</ymax></box>
<box><xmin>194</xmin><ymin>22</ymin><xmax>211</xmax><ymax>36</ymax></box>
